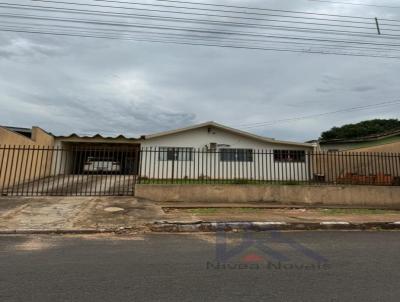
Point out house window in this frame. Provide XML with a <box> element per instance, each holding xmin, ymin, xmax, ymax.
<box><xmin>273</xmin><ymin>150</ymin><xmax>306</xmax><ymax>162</ymax></box>
<box><xmin>220</xmin><ymin>148</ymin><xmax>253</xmax><ymax>162</ymax></box>
<box><xmin>159</xmin><ymin>147</ymin><xmax>193</xmax><ymax>161</ymax></box>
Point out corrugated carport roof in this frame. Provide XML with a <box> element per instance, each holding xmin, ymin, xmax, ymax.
<box><xmin>55</xmin><ymin>133</ymin><xmax>139</xmax><ymax>142</ymax></box>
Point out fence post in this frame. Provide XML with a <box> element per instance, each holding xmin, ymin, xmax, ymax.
<box><xmin>171</xmin><ymin>148</ymin><xmax>175</xmax><ymax>183</ymax></box>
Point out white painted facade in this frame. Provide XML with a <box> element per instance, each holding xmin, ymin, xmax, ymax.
<box><xmin>139</xmin><ymin>122</ymin><xmax>314</xmax><ymax>181</ymax></box>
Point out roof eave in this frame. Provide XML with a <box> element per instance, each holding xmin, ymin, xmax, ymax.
<box><xmin>143</xmin><ymin>121</ymin><xmax>314</xmax><ymax>148</ymax></box>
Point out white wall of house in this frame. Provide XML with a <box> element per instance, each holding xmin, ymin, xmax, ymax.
<box><xmin>139</xmin><ymin>125</ymin><xmax>313</xmax><ymax>181</ymax></box>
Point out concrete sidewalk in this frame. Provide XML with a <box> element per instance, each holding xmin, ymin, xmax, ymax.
<box><xmin>1</xmin><ymin>197</ymin><xmax>400</xmax><ymax>233</ymax></box>
<box><xmin>0</xmin><ymin>197</ymin><xmax>164</xmax><ymax>232</ymax></box>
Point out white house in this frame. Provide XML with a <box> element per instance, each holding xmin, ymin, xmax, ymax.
<box><xmin>138</xmin><ymin>121</ymin><xmax>314</xmax><ymax>181</ymax></box>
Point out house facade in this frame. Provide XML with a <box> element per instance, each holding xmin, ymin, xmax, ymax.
<box><xmin>139</xmin><ymin>122</ymin><xmax>315</xmax><ymax>181</ymax></box>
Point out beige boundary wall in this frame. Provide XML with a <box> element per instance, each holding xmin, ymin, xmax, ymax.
<box><xmin>136</xmin><ymin>184</ymin><xmax>400</xmax><ymax>207</ymax></box>
<box><xmin>0</xmin><ymin>127</ymin><xmax>55</xmax><ymax>189</ymax></box>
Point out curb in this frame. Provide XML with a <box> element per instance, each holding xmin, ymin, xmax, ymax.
<box><xmin>0</xmin><ymin>228</ymin><xmax>121</xmax><ymax>235</ymax></box>
<box><xmin>2</xmin><ymin>222</ymin><xmax>400</xmax><ymax>234</ymax></box>
<box><xmin>149</xmin><ymin>221</ymin><xmax>400</xmax><ymax>232</ymax></box>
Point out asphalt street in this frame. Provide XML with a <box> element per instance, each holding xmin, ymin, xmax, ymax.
<box><xmin>1</xmin><ymin>231</ymin><xmax>400</xmax><ymax>302</ymax></box>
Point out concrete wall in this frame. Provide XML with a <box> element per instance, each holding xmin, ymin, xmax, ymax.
<box><xmin>139</xmin><ymin>125</ymin><xmax>313</xmax><ymax>180</ymax></box>
<box><xmin>312</xmin><ymin>151</ymin><xmax>400</xmax><ymax>184</ymax></box>
<box><xmin>136</xmin><ymin>184</ymin><xmax>400</xmax><ymax>207</ymax></box>
<box><xmin>0</xmin><ymin>127</ymin><xmax>55</xmax><ymax>190</ymax></box>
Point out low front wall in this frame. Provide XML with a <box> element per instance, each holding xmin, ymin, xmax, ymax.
<box><xmin>135</xmin><ymin>184</ymin><xmax>400</xmax><ymax>207</ymax></box>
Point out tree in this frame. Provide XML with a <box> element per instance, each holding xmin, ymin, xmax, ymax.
<box><xmin>320</xmin><ymin>119</ymin><xmax>400</xmax><ymax>140</ymax></box>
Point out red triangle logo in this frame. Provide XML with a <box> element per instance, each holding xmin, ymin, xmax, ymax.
<box><xmin>242</xmin><ymin>253</ymin><xmax>264</xmax><ymax>263</ymax></box>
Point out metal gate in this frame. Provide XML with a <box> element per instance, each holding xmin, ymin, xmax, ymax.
<box><xmin>0</xmin><ymin>146</ymin><xmax>139</xmax><ymax>196</ymax></box>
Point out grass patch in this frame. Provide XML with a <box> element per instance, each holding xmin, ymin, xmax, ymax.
<box><xmin>188</xmin><ymin>208</ymin><xmax>219</xmax><ymax>214</ymax></box>
<box><xmin>138</xmin><ymin>179</ymin><xmax>306</xmax><ymax>185</ymax></box>
<box><xmin>187</xmin><ymin>207</ymin><xmax>262</xmax><ymax>215</ymax></box>
<box><xmin>320</xmin><ymin>209</ymin><xmax>399</xmax><ymax>215</ymax></box>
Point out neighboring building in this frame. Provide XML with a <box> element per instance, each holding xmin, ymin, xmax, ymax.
<box><xmin>139</xmin><ymin>121</ymin><xmax>314</xmax><ymax>180</ymax></box>
<box><xmin>315</xmin><ymin>129</ymin><xmax>400</xmax><ymax>152</ymax></box>
<box><xmin>0</xmin><ymin>126</ymin><xmax>54</xmax><ymax>147</ymax></box>
<box><xmin>0</xmin><ymin>126</ymin><xmax>55</xmax><ymax>189</ymax></box>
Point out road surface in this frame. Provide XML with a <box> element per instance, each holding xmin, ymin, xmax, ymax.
<box><xmin>1</xmin><ymin>232</ymin><xmax>400</xmax><ymax>301</ymax></box>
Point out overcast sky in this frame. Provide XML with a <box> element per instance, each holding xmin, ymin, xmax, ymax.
<box><xmin>0</xmin><ymin>0</ymin><xmax>399</xmax><ymax>142</ymax></box>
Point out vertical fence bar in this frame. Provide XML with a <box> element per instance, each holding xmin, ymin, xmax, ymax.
<box><xmin>60</xmin><ymin>147</ymin><xmax>67</xmax><ymax>196</ymax></box>
<box><xmin>385</xmin><ymin>152</ymin><xmax>390</xmax><ymax>185</ymax></box>
<box><xmin>6</xmin><ymin>145</ymin><xmax>16</xmax><ymax>194</ymax></box>
<box><xmin>152</xmin><ymin>147</ymin><xmax>157</xmax><ymax>184</ymax></box>
<box><xmin>1</xmin><ymin>145</ymin><xmax>10</xmax><ymax>194</ymax></box>
<box><xmin>0</xmin><ymin>146</ymin><xmax>5</xmax><ymax>194</ymax></box>
<box><xmin>113</xmin><ymin>147</ymin><xmax>120</xmax><ymax>195</ymax></box>
<box><xmin>30</xmin><ymin>146</ymin><xmax>38</xmax><ymax>196</ymax></box>
<box><xmin>82</xmin><ymin>146</ymin><xmax>89</xmax><ymax>196</ymax></box>
<box><xmin>55</xmin><ymin>147</ymin><xmax>63</xmax><ymax>196</ymax></box>
<box><xmin>101</xmin><ymin>147</ymin><xmax>107</xmax><ymax>195</ymax></box>
<box><xmin>217</xmin><ymin>149</ymin><xmax>220</xmax><ymax>183</ymax></box>
<box><xmin>66</xmin><ymin>146</ymin><xmax>74</xmax><ymax>195</ymax></box>
<box><xmin>120</xmin><ymin>147</ymin><xmax>126</xmax><ymax>195</ymax></box>
<box><xmin>34</xmin><ymin>146</ymin><xmax>42</xmax><ymax>196</ymax></box>
<box><xmin>21</xmin><ymin>145</ymin><xmax>31</xmax><ymax>195</ymax></box>
<box><xmin>213</xmin><ymin>148</ymin><xmax>216</xmax><ymax>184</ymax></box>
<box><xmin>373</xmin><ymin>152</ymin><xmax>379</xmax><ymax>184</ymax></box>
<box><xmin>140</xmin><ymin>147</ymin><xmax>148</xmax><ymax>183</ymax></box>
<box><xmin>137</xmin><ymin>148</ymin><xmax>142</xmax><ymax>185</ymax></box>
<box><xmin>51</xmin><ymin>146</ymin><xmax>59</xmax><ymax>195</ymax></box>
<box><xmin>45</xmin><ymin>146</ymin><xmax>54</xmax><ymax>195</ymax></box>
<box><xmin>390</xmin><ymin>153</ymin><xmax>394</xmax><ymax>182</ymax></box>
<box><xmin>38</xmin><ymin>146</ymin><xmax>49</xmax><ymax>195</ymax></box>
<box><xmin>74</xmin><ymin>146</ymin><xmax>81</xmax><ymax>196</ymax></box>
<box><xmin>15</xmin><ymin>146</ymin><xmax>25</xmax><ymax>195</ymax></box>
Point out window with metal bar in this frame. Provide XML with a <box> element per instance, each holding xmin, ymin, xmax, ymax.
<box><xmin>273</xmin><ymin>150</ymin><xmax>306</xmax><ymax>162</ymax></box>
<box><xmin>220</xmin><ymin>148</ymin><xmax>253</xmax><ymax>162</ymax></box>
<box><xmin>158</xmin><ymin>147</ymin><xmax>194</xmax><ymax>161</ymax></box>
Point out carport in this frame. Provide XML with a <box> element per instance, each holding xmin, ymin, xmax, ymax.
<box><xmin>0</xmin><ymin>130</ymin><xmax>141</xmax><ymax>197</ymax></box>
<box><xmin>46</xmin><ymin>134</ymin><xmax>141</xmax><ymax>196</ymax></box>
<box><xmin>55</xmin><ymin>134</ymin><xmax>140</xmax><ymax>175</ymax></box>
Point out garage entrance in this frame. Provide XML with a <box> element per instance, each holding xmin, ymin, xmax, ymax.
<box><xmin>0</xmin><ymin>144</ymin><xmax>140</xmax><ymax>196</ymax></box>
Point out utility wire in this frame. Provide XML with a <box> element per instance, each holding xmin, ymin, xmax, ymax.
<box><xmin>308</xmin><ymin>0</ymin><xmax>400</xmax><ymax>9</ymax></box>
<box><xmin>240</xmin><ymin>100</ymin><xmax>400</xmax><ymax>129</ymax></box>
<box><xmin>2</xmin><ymin>2</ymin><xmax>387</xmax><ymax>32</ymax></box>
<box><xmin>28</xmin><ymin>0</ymin><xmax>396</xmax><ymax>30</ymax></box>
<box><xmin>2</xmin><ymin>9</ymin><xmax>399</xmax><ymax>49</ymax></box>
<box><xmin>1</xmin><ymin>25</ymin><xmax>399</xmax><ymax>59</ymax></box>
<box><xmin>2</xmin><ymin>20</ymin><xmax>398</xmax><ymax>53</ymax></box>
<box><xmin>2</xmin><ymin>11</ymin><xmax>400</xmax><ymax>41</ymax></box>
<box><xmin>1</xmin><ymin>1</ymin><xmax>399</xmax><ymax>58</ymax></box>
<box><xmin>152</xmin><ymin>0</ymin><xmax>400</xmax><ymax>22</ymax></box>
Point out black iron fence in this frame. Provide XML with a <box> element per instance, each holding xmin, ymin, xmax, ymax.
<box><xmin>1</xmin><ymin>146</ymin><xmax>400</xmax><ymax>196</ymax></box>
<box><xmin>0</xmin><ymin>145</ymin><xmax>139</xmax><ymax>196</ymax></box>
<box><xmin>137</xmin><ymin>148</ymin><xmax>400</xmax><ymax>186</ymax></box>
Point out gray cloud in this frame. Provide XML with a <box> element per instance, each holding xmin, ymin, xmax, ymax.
<box><xmin>0</xmin><ymin>0</ymin><xmax>399</xmax><ymax>142</ymax></box>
